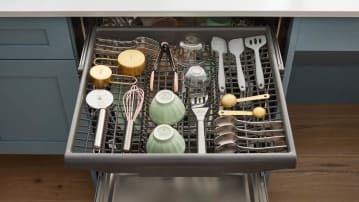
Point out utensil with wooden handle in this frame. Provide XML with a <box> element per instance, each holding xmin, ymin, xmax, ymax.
<box><xmin>218</xmin><ymin>107</ymin><xmax>266</xmax><ymax>119</ymax></box>
<box><xmin>221</xmin><ymin>93</ymin><xmax>270</xmax><ymax>108</ymax></box>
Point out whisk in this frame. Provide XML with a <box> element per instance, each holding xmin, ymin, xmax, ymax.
<box><xmin>123</xmin><ymin>85</ymin><xmax>145</xmax><ymax>152</ymax></box>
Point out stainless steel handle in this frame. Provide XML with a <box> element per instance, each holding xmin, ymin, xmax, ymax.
<box><xmin>123</xmin><ymin>120</ymin><xmax>134</xmax><ymax>152</ymax></box>
<box><xmin>254</xmin><ymin>49</ymin><xmax>265</xmax><ymax>89</ymax></box>
<box><xmin>197</xmin><ymin>119</ymin><xmax>206</xmax><ymax>154</ymax></box>
<box><xmin>94</xmin><ymin>108</ymin><xmax>106</xmax><ymax>151</ymax></box>
<box><xmin>218</xmin><ymin>53</ymin><xmax>226</xmax><ymax>94</ymax></box>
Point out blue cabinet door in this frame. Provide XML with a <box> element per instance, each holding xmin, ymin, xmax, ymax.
<box><xmin>0</xmin><ymin>60</ymin><xmax>79</xmax><ymax>154</ymax></box>
<box><xmin>0</xmin><ymin>18</ymin><xmax>75</xmax><ymax>59</ymax></box>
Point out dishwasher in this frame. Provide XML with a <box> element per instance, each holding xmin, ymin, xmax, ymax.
<box><xmin>65</xmin><ymin>18</ymin><xmax>296</xmax><ymax>202</ymax></box>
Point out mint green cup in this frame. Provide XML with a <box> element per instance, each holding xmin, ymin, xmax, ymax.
<box><xmin>146</xmin><ymin>124</ymin><xmax>186</xmax><ymax>153</ymax></box>
<box><xmin>149</xmin><ymin>90</ymin><xmax>185</xmax><ymax>125</ymax></box>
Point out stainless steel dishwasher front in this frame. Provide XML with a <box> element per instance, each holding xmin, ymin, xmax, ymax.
<box><xmin>65</xmin><ymin>27</ymin><xmax>296</xmax><ymax>202</ymax></box>
<box><xmin>95</xmin><ymin>173</ymin><xmax>269</xmax><ymax>202</ymax></box>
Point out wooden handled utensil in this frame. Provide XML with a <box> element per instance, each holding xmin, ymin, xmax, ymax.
<box><xmin>221</xmin><ymin>93</ymin><xmax>270</xmax><ymax>108</ymax></box>
<box><xmin>218</xmin><ymin>107</ymin><xmax>266</xmax><ymax>119</ymax></box>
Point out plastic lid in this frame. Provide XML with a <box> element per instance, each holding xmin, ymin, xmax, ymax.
<box><xmin>155</xmin><ymin>90</ymin><xmax>175</xmax><ymax>104</ymax></box>
<box><xmin>153</xmin><ymin>124</ymin><xmax>174</xmax><ymax>141</ymax></box>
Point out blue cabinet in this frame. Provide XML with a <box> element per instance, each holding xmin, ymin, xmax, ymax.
<box><xmin>0</xmin><ymin>18</ymin><xmax>78</xmax><ymax>154</ymax></box>
<box><xmin>284</xmin><ymin>18</ymin><xmax>359</xmax><ymax>103</ymax></box>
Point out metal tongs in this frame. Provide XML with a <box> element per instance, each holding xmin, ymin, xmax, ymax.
<box><xmin>150</xmin><ymin>42</ymin><xmax>178</xmax><ymax>92</ymax></box>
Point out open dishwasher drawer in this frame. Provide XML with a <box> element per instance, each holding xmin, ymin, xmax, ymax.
<box><xmin>65</xmin><ymin>27</ymin><xmax>296</xmax><ymax>175</ymax></box>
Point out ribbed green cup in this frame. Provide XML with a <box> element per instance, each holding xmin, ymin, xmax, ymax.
<box><xmin>146</xmin><ymin>124</ymin><xmax>186</xmax><ymax>153</ymax></box>
<box><xmin>149</xmin><ymin>90</ymin><xmax>185</xmax><ymax>125</ymax></box>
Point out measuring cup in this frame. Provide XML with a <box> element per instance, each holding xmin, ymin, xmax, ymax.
<box><xmin>93</xmin><ymin>49</ymin><xmax>146</xmax><ymax>76</ymax></box>
<box><xmin>86</xmin><ymin>89</ymin><xmax>114</xmax><ymax>152</ymax></box>
<box><xmin>89</xmin><ymin>65</ymin><xmax>137</xmax><ymax>88</ymax></box>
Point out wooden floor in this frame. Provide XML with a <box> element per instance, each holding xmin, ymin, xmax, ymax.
<box><xmin>0</xmin><ymin>104</ymin><xmax>358</xmax><ymax>202</ymax></box>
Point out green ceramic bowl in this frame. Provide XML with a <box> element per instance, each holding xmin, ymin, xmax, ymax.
<box><xmin>149</xmin><ymin>90</ymin><xmax>185</xmax><ymax>125</ymax></box>
<box><xmin>146</xmin><ymin>124</ymin><xmax>186</xmax><ymax>153</ymax></box>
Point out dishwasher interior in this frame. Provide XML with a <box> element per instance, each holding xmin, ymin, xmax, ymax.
<box><xmin>66</xmin><ymin>17</ymin><xmax>295</xmax><ymax>202</ymax></box>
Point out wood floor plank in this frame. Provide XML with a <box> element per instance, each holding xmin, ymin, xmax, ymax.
<box><xmin>269</xmin><ymin>104</ymin><xmax>359</xmax><ymax>202</ymax></box>
<box><xmin>269</xmin><ymin>171</ymin><xmax>359</xmax><ymax>202</ymax></box>
<box><xmin>0</xmin><ymin>155</ymin><xmax>93</xmax><ymax>201</ymax></box>
<box><xmin>288</xmin><ymin>104</ymin><xmax>359</xmax><ymax>156</ymax></box>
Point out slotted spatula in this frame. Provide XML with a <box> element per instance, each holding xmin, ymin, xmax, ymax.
<box><xmin>245</xmin><ymin>35</ymin><xmax>267</xmax><ymax>89</ymax></box>
<box><xmin>228</xmin><ymin>38</ymin><xmax>246</xmax><ymax>92</ymax></box>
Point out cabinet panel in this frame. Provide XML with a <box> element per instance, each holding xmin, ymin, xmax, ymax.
<box><xmin>0</xmin><ymin>60</ymin><xmax>78</xmax><ymax>154</ymax></box>
<box><xmin>296</xmin><ymin>18</ymin><xmax>359</xmax><ymax>51</ymax></box>
<box><xmin>0</xmin><ymin>18</ymin><xmax>75</xmax><ymax>59</ymax></box>
<box><xmin>287</xmin><ymin>63</ymin><xmax>359</xmax><ymax>103</ymax></box>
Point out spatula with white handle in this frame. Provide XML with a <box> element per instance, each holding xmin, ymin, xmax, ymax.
<box><xmin>245</xmin><ymin>35</ymin><xmax>267</xmax><ymax>89</ymax></box>
<box><xmin>211</xmin><ymin>37</ymin><xmax>227</xmax><ymax>94</ymax></box>
<box><xmin>228</xmin><ymin>38</ymin><xmax>246</xmax><ymax>92</ymax></box>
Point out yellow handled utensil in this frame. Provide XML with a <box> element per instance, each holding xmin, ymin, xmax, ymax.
<box><xmin>221</xmin><ymin>93</ymin><xmax>270</xmax><ymax>108</ymax></box>
<box><xmin>218</xmin><ymin>107</ymin><xmax>266</xmax><ymax>119</ymax></box>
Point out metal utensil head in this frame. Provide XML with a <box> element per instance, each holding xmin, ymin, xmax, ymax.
<box><xmin>211</xmin><ymin>37</ymin><xmax>227</xmax><ymax>54</ymax></box>
<box><xmin>214</xmin><ymin>132</ymin><xmax>238</xmax><ymax>147</ymax></box>
<box><xmin>215</xmin><ymin>142</ymin><xmax>239</xmax><ymax>153</ymax></box>
<box><xmin>244</xmin><ymin>35</ymin><xmax>267</xmax><ymax>50</ymax></box>
<box><xmin>214</xmin><ymin>116</ymin><xmax>236</xmax><ymax>127</ymax></box>
<box><xmin>190</xmin><ymin>95</ymin><xmax>208</xmax><ymax>108</ymax></box>
<box><xmin>228</xmin><ymin>38</ymin><xmax>244</xmax><ymax>56</ymax></box>
<box><xmin>214</xmin><ymin>125</ymin><xmax>237</xmax><ymax>137</ymax></box>
<box><xmin>86</xmin><ymin>89</ymin><xmax>113</xmax><ymax>109</ymax></box>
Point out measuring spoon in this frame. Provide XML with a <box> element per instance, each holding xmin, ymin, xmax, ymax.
<box><xmin>221</xmin><ymin>93</ymin><xmax>270</xmax><ymax>108</ymax></box>
<box><xmin>218</xmin><ymin>107</ymin><xmax>266</xmax><ymax>119</ymax></box>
